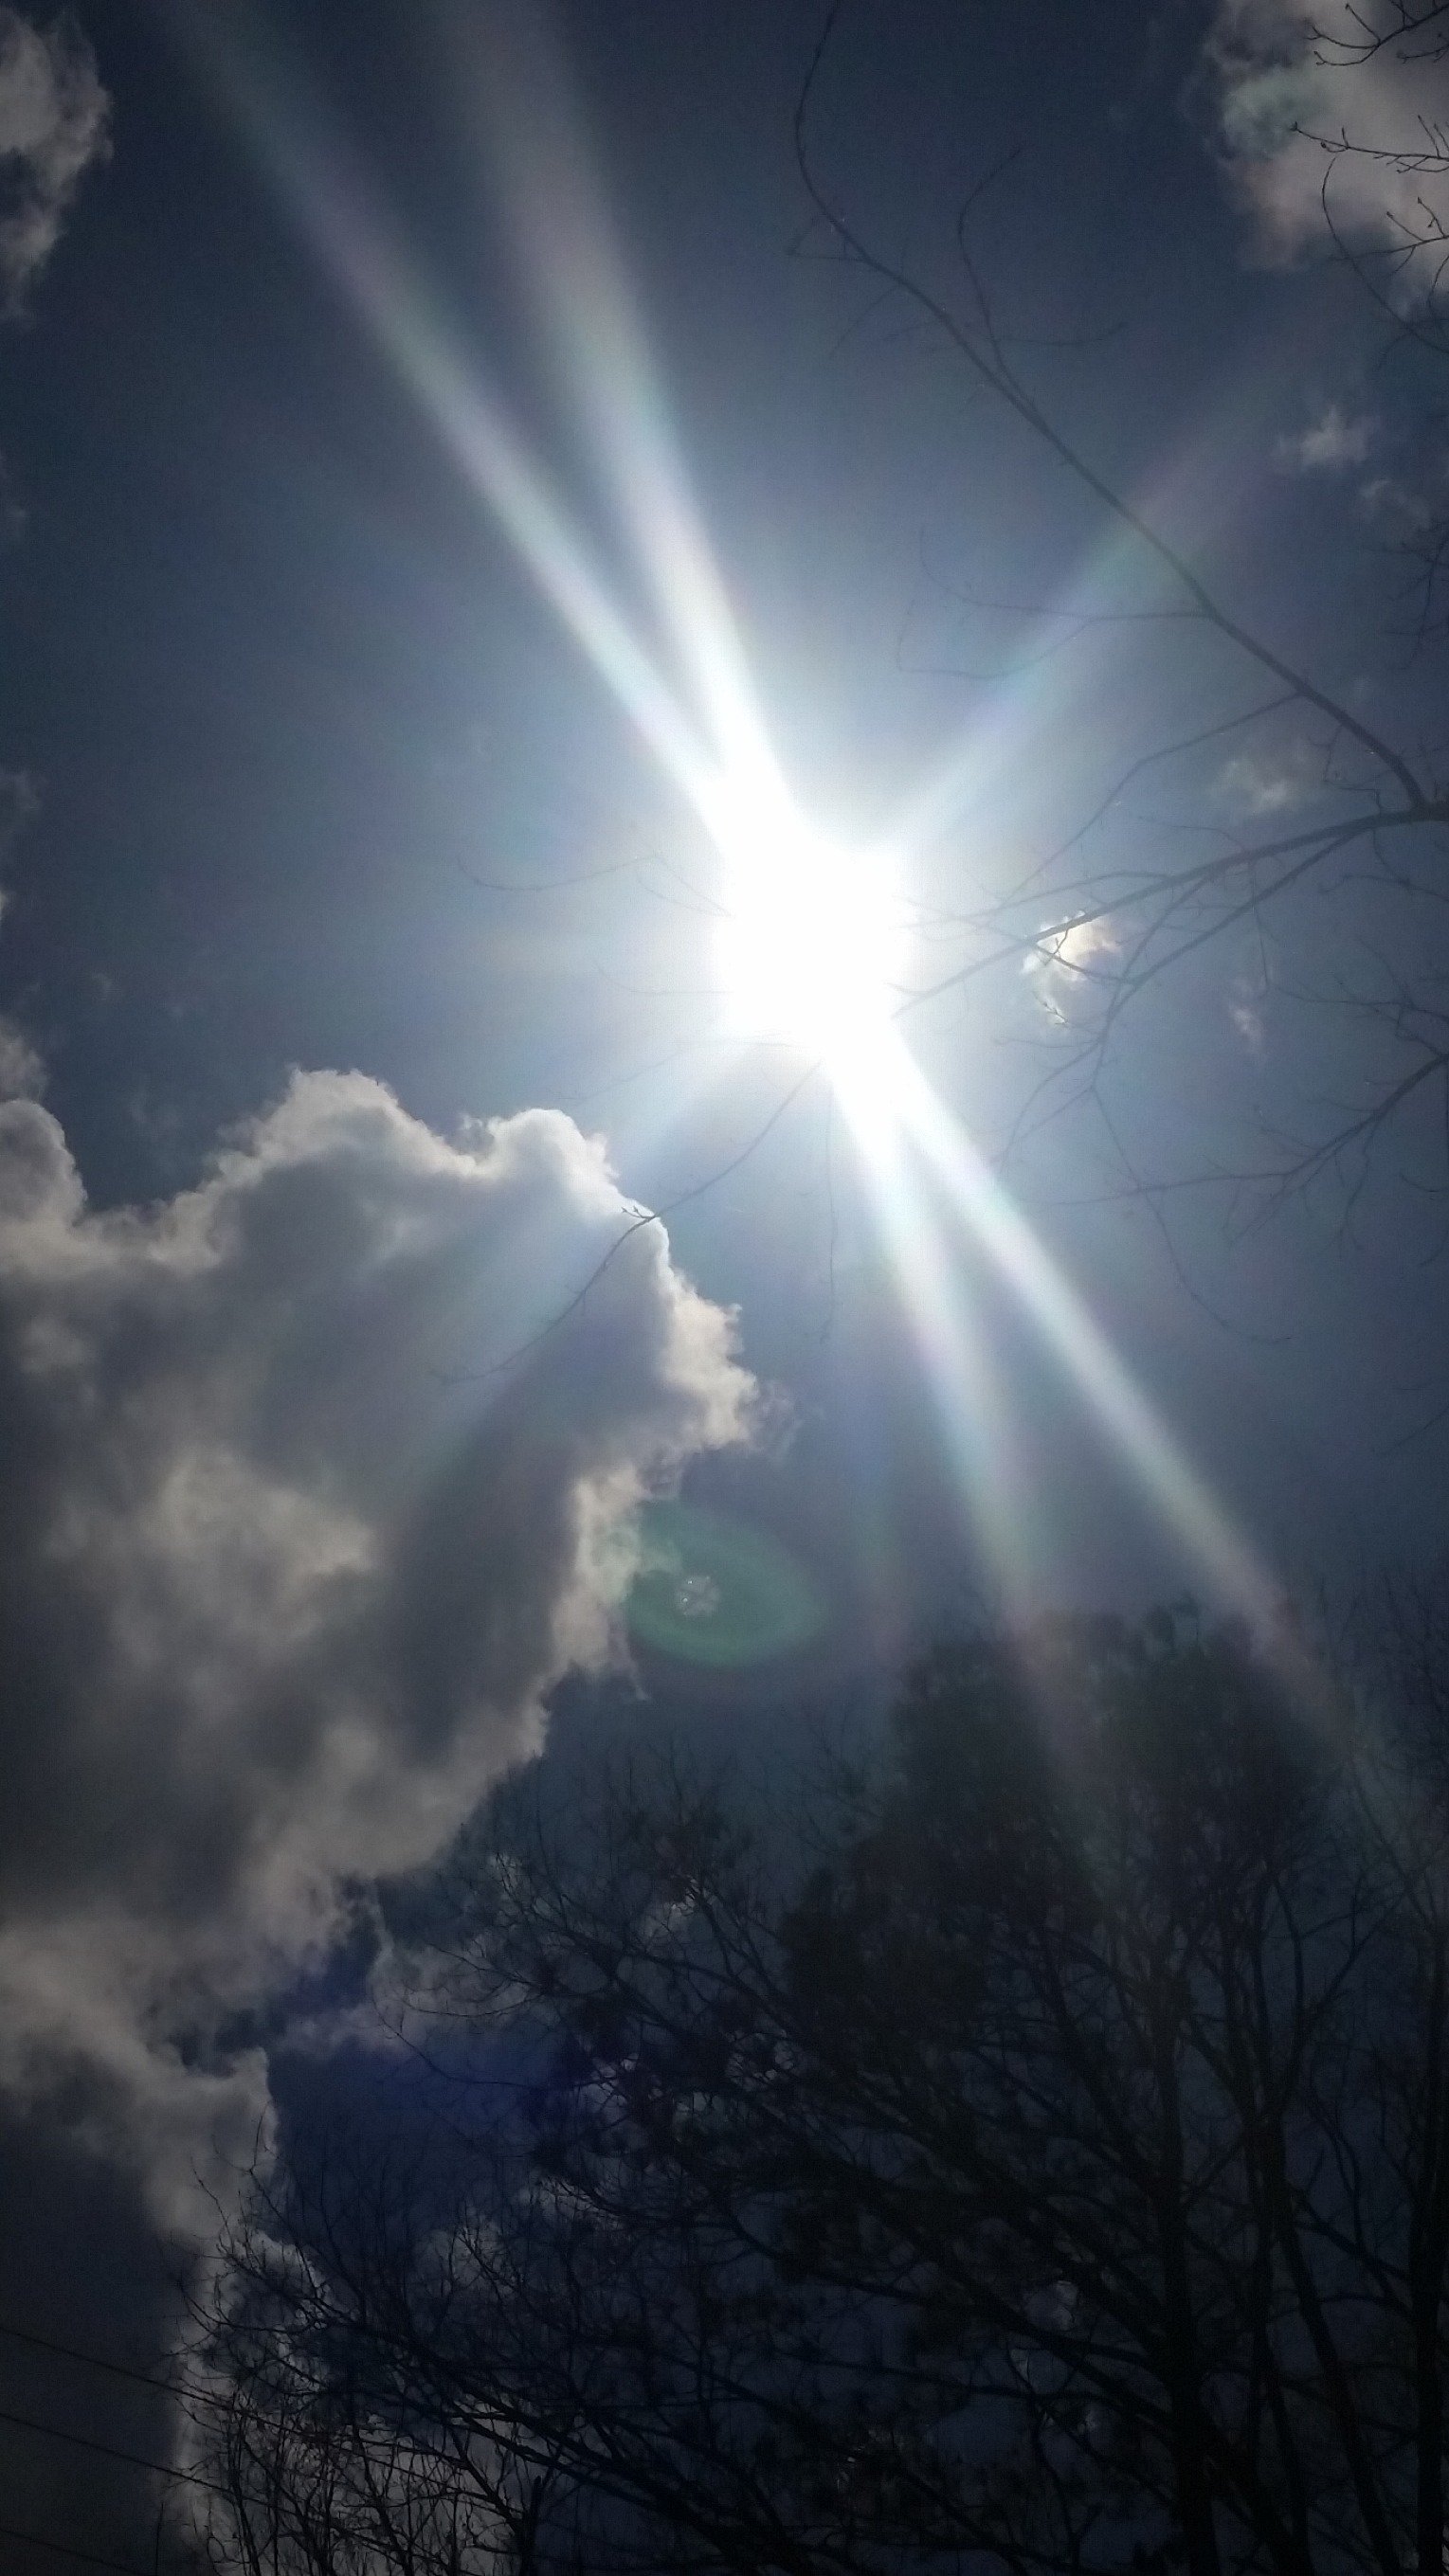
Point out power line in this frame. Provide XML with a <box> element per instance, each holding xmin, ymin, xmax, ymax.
<box><xmin>0</xmin><ymin>2515</ymin><xmax>154</xmax><ymax>2575</ymax></box>
<box><xmin>0</xmin><ymin>2323</ymin><xmax>215</xmax><ymax>2569</ymax></box>
<box><xmin>0</xmin><ymin>2396</ymin><xmax>229</xmax><ymax>2498</ymax></box>
<box><xmin>0</xmin><ymin>2319</ymin><xmax>209</xmax><ymax>2412</ymax></box>
<box><xmin>0</xmin><ymin>2306</ymin><xmax>481</xmax><ymax>2506</ymax></box>
<box><xmin>0</xmin><ymin>2313</ymin><xmax>403</xmax><ymax>2472</ymax></box>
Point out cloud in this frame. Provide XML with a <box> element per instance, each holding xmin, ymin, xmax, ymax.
<box><xmin>1358</xmin><ymin>464</ymin><xmax>1445</xmax><ymax>527</ymax></box>
<box><xmin>0</xmin><ymin>1012</ymin><xmax>43</xmax><ymax>1095</ymax></box>
<box><xmin>0</xmin><ymin>7</ymin><xmax>108</xmax><ymax>308</ymax></box>
<box><xmin>0</xmin><ymin>760</ymin><xmax>37</xmax><ymax>853</ymax></box>
<box><xmin>1228</xmin><ymin>967</ymin><xmax>1269</xmax><ymax>1054</ymax></box>
<box><xmin>1023</xmin><ymin>913</ymin><xmax>1121</xmax><ymax>1023</ymax></box>
<box><xmin>0</xmin><ymin>1070</ymin><xmax>754</xmax><ymax>2233</ymax></box>
<box><xmin>1206</xmin><ymin>2</ymin><xmax>1449</xmax><ymax>285</ymax></box>
<box><xmin>0</xmin><ymin>774</ymin><xmax>45</xmax><ymax>1098</ymax></box>
<box><xmin>1275</xmin><ymin>400</ymin><xmax>1377</xmax><ymax>471</ymax></box>
<box><xmin>1219</xmin><ymin>734</ymin><xmax>1324</xmax><ymax>814</ymax></box>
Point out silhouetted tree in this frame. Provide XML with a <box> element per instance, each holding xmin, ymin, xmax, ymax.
<box><xmin>199</xmin><ymin>1603</ymin><xmax>1449</xmax><ymax>2576</ymax></box>
<box><xmin>788</xmin><ymin>6</ymin><xmax>1449</xmax><ymax>1250</ymax></box>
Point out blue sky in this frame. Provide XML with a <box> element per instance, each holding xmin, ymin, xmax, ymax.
<box><xmin>1</xmin><ymin>2</ymin><xmax>1448</xmax><ymax>2562</ymax></box>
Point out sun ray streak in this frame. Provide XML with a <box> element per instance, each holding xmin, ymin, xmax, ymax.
<box><xmin>181</xmin><ymin>4</ymin><xmax>1292</xmax><ymax>1666</ymax></box>
<box><xmin>463</xmin><ymin>4</ymin><xmax>788</xmax><ymax>818</ymax></box>
<box><xmin>835</xmin><ymin>1049</ymin><xmax>1033</xmax><ymax>1614</ymax></box>
<box><xmin>173</xmin><ymin>5</ymin><xmax>747</xmax><ymax>848</ymax></box>
<box><xmin>877</xmin><ymin>1034</ymin><xmax>1284</xmax><ymax>1630</ymax></box>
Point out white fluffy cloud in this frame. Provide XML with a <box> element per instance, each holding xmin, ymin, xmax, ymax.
<box><xmin>0</xmin><ymin>6</ymin><xmax>108</xmax><ymax>306</ymax></box>
<box><xmin>0</xmin><ymin>1071</ymin><xmax>754</xmax><ymax>2229</ymax></box>
<box><xmin>1208</xmin><ymin>1</ymin><xmax>1449</xmax><ymax>278</ymax></box>
<box><xmin>1023</xmin><ymin>913</ymin><xmax>1122</xmax><ymax>1023</ymax></box>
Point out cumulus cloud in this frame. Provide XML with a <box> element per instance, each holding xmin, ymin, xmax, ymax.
<box><xmin>1275</xmin><ymin>400</ymin><xmax>1377</xmax><ymax>471</ymax></box>
<box><xmin>0</xmin><ymin>6</ymin><xmax>108</xmax><ymax>308</ymax></box>
<box><xmin>1207</xmin><ymin>1</ymin><xmax>1449</xmax><ymax>280</ymax></box>
<box><xmin>0</xmin><ymin>1071</ymin><xmax>753</xmax><ymax>2231</ymax></box>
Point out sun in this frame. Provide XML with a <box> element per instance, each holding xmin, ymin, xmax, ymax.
<box><xmin>715</xmin><ymin>820</ymin><xmax>903</xmax><ymax>1074</ymax></box>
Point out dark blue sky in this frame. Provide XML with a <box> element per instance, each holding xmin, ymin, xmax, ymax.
<box><xmin>3</xmin><ymin>0</ymin><xmax>1439</xmax><ymax>1604</ymax></box>
<box><xmin>1</xmin><ymin>3</ymin><xmax>1446</xmax><ymax>2563</ymax></box>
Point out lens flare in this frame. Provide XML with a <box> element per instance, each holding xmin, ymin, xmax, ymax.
<box><xmin>626</xmin><ymin>1502</ymin><xmax>824</xmax><ymax>1668</ymax></box>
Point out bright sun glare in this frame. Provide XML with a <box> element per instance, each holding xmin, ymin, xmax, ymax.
<box><xmin>229</xmin><ymin>13</ymin><xmax>1292</xmax><ymax>1655</ymax></box>
<box><xmin>716</xmin><ymin>825</ymin><xmax>903</xmax><ymax>1072</ymax></box>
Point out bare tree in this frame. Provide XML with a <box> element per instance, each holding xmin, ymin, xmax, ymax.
<box><xmin>199</xmin><ymin>1603</ymin><xmax>1449</xmax><ymax>2576</ymax></box>
<box><xmin>783</xmin><ymin>6</ymin><xmax>1449</xmax><ymax>1247</ymax></box>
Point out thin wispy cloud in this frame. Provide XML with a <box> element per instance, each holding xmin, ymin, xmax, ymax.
<box><xmin>1276</xmin><ymin>401</ymin><xmax>1377</xmax><ymax>472</ymax></box>
<box><xmin>1359</xmin><ymin>464</ymin><xmax>1445</xmax><ymax>528</ymax></box>
<box><xmin>0</xmin><ymin>1013</ymin><xmax>42</xmax><ymax>1095</ymax></box>
<box><xmin>0</xmin><ymin>6</ymin><xmax>108</xmax><ymax>308</ymax></box>
<box><xmin>1219</xmin><ymin>735</ymin><xmax>1324</xmax><ymax>815</ymax></box>
<box><xmin>1228</xmin><ymin>964</ymin><xmax>1269</xmax><ymax>1054</ymax></box>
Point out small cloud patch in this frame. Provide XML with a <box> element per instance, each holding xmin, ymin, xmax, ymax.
<box><xmin>0</xmin><ymin>1014</ymin><xmax>43</xmax><ymax>1097</ymax></box>
<box><xmin>1275</xmin><ymin>403</ymin><xmax>1376</xmax><ymax>473</ymax></box>
<box><xmin>0</xmin><ymin>7</ymin><xmax>109</xmax><ymax>309</ymax></box>
<box><xmin>1219</xmin><ymin>736</ymin><xmax>1323</xmax><ymax>816</ymax></box>
<box><xmin>1024</xmin><ymin>914</ymin><xmax>1122</xmax><ymax>1023</ymax></box>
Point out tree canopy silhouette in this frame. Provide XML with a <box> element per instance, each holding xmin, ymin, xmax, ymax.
<box><xmin>199</xmin><ymin>1597</ymin><xmax>1449</xmax><ymax>2576</ymax></box>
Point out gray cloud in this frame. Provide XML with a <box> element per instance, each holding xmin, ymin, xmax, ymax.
<box><xmin>0</xmin><ymin>7</ymin><xmax>108</xmax><ymax>308</ymax></box>
<box><xmin>0</xmin><ymin>762</ymin><xmax>38</xmax><ymax>860</ymax></box>
<box><xmin>1218</xmin><ymin>734</ymin><xmax>1325</xmax><ymax>814</ymax></box>
<box><xmin>1207</xmin><ymin>1</ymin><xmax>1449</xmax><ymax>278</ymax></box>
<box><xmin>1275</xmin><ymin>401</ymin><xmax>1377</xmax><ymax>472</ymax></box>
<box><xmin>0</xmin><ymin>1071</ymin><xmax>754</xmax><ymax>2233</ymax></box>
<box><xmin>0</xmin><ymin>1013</ymin><xmax>43</xmax><ymax>1095</ymax></box>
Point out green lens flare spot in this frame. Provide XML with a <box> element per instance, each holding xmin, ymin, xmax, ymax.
<box><xmin>625</xmin><ymin>1503</ymin><xmax>824</xmax><ymax>1668</ymax></box>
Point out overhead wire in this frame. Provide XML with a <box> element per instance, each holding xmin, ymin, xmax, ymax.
<box><xmin>0</xmin><ymin>2317</ymin><xmax>212</xmax><ymax>2413</ymax></box>
<box><xmin>0</xmin><ymin>2308</ymin><xmax>503</xmax><ymax>2530</ymax></box>
<box><xmin>0</xmin><ymin>2513</ymin><xmax>156</xmax><ymax>2574</ymax></box>
<box><xmin>0</xmin><ymin>2396</ymin><xmax>228</xmax><ymax>2497</ymax></box>
<box><xmin>0</xmin><ymin>2315</ymin><xmax>232</xmax><ymax>2572</ymax></box>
